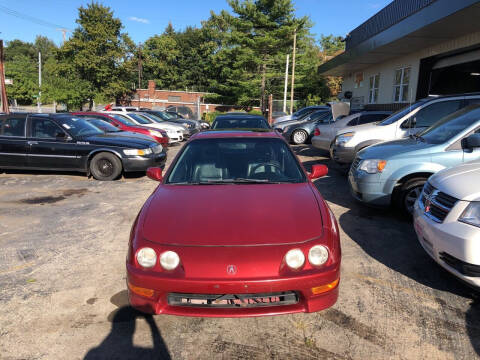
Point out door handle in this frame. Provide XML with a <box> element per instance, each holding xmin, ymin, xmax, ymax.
<box><xmin>27</xmin><ymin>141</ymin><xmax>38</xmax><ymax>145</ymax></box>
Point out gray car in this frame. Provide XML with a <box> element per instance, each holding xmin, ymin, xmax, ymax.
<box><xmin>277</xmin><ymin>110</ymin><xmax>332</xmax><ymax>145</ymax></box>
<box><xmin>274</xmin><ymin>105</ymin><xmax>330</xmax><ymax>124</ymax></box>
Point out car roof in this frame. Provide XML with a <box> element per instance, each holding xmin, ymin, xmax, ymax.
<box><xmin>214</xmin><ymin>114</ymin><xmax>266</xmax><ymax>120</ymax></box>
<box><xmin>190</xmin><ymin>130</ymin><xmax>282</xmax><ymax>140</ymax></box>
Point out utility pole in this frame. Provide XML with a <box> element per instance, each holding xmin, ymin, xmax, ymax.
<box><xmin>56</xmin><ymin>28</ymin><xmax>69</xmax><ymax>44</ymax></box>
<box><xmin>260</xmin><ymin>61</ymin><xmax>267</xmax><ymax>114</ymax></box>
<box><xmin>289</xmin><ymin>28</ymin><xmax>297</xmax><ymax>115</ymax></box>
<box><xmin>37</xmin><ymin>52</ymin><xmax>42</xmax><ymax>113</ymax></box>
<box><xmin>0</xmin><ymin>40</ymin><xmax>9</xmax><ymax>114</ymax></box>
<box><xmin>137</xmin><ymin>44</ymin><xmax>143</xmax><ymax>89</ymax></box>
<box><xmin>283</xmin><ymin>54</ymin><xmax>289</xmax><ymax>113</ymax></box>
<box><xmin>268</xmin><ymin>94</ymin><xmax>273</xmax><ymax>125</ymax></box>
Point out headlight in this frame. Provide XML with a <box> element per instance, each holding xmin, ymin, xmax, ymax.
<box><xmin>285</xmin><ymin>249</ymin><xmax>305</xmax><ymax>270</ymax></box>
<box><xmin>136</xmin><ymin>247</ymin><xmax>157</xmax><ymax>268</ymax></box>
<box><xmin>123</xmin><ymin>148</ymin><xmax>152</xmax><ymax>156</ymax></box>
<box><xmin>359</xmin><ymin>159</ymin><xmax>387</xmax><ymax>174</ymax></box>
<box><xmin>159</xmin><ymin>251</ymin><xmax>180</xmax><ymax>270</ymax></box>
<box><xmin>308</xmin><ymin>245</ymin><xmax>329</xmax><ymax>266</ymax></box>
<box><xmin>459</xmin><ymin>202</ymin><xmax>480</xmax><ymax>227</ymax></box>
<box><xmin>335</xmin><ymin>132</ymin><xmax>355</xmax><ymax>146</ymax></box>
<box><xmin>149</xmin><ymin>130</ymin><xmax>163</xmax><ymax>138</ymax></box>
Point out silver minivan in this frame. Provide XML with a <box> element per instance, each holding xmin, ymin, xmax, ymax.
<box><xmin>330</xmin><ymin>94</ymin><xmax>480</xmax><ymax>164</ymax></box>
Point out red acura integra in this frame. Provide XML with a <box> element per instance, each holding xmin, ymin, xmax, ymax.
<box><xmin>126</xmin><ymin>130</ymin><xmax>341</xmax><ymax>317</ymax></box>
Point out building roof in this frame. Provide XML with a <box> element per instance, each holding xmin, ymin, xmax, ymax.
<box><xmin>318</xmin><ymin>0</ymin><xmax>480</xmax><ymax>76</ymax></box>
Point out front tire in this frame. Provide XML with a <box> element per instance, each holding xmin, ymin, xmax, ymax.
<box><xmin>90</xmin><ymin>152</ymin><xmax>122</xmax><ymax>181</ymax></box>
<box><xmin>291</xmin><ymin>129</ymin><xmax>308</xmax><ymax>145</ymax></box>
<box><xmin>395</xmin><ymin>178</ymin><xmax>426</xmax><ymax>215</ymax></box>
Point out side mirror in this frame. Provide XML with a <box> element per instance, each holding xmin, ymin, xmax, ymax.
<box><xmin>462</xmin><ymin>133</ymin><xmax>480</xmax><ymax>150</ymax></box>
<box><xmin>146</xmin><ymin>167</ymin><xmax>163</xmax><ymax>182</ymax></box>
<box><xmin>275</xmin><ymin>128</ymin><xmax>284</xmax><ymax>133</ymax></box>
<box><xmin>308</xmin><ymin>164</ymin><xmax>328</xmax><ymax>180</ymax></box>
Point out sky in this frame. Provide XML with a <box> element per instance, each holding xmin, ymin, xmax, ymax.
<box><xmin>0</xmin><ymin>0</ymin><xmax>393</xmax><ymax>45</ymax></box>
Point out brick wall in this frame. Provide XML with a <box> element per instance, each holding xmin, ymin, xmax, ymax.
<box><xmin>127</xmin><ymin>80</ymin><xmax>260</xmax><ymax>117</ymax></box>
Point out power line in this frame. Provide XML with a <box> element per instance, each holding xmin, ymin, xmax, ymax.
<box><xmin>0</xmin><ymin>4</ymin><xmax>70</xmax><ymax>31</ymax></box>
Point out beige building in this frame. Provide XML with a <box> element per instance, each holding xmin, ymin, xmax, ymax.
<box><xmin>319</xmin><ymin>0</ymin><xmax>480</xmax><ymax>111</ymax></box>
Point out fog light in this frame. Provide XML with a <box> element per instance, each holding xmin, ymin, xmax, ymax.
<box><xmin>160</xmin><ymin>251</ymin><xmax>180</xmax><ymax>270</ymax></box>
<box><xmin>128</xmin><ymin>282</ymin><xmax>154</xmax><ymax>298</ymax></box>
<box><xmin>285</xmin><ymin>249</ymin><xmax>305</xmax><ymax>270</ymax></box>
<box><xmin>311</xmin><ymin>278</ymin><xmax>339</xmax><ymax>295</ymax></box>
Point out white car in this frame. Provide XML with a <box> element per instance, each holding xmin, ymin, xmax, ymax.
<box><xmin>311</xmin><ymin>111</ymin><xmax>391</xmax><ymax>152</ymax></box>
<box><xmin>413</xmin><ymin>162</ymin><xmax>480</xmax><ymax>289</ymax></box>
<box><xmin>102</xmin><ymin>111</ymin><xmax>184</xmax><ymax>143</ymax></box>
<box><xmin>109</xmin><ymin>106</ymin><xmax>139</xmax><ymax>113</ymax></box>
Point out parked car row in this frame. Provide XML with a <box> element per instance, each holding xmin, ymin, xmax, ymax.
<box><xmin>288</xmin><ymin>94</ymin><xmax>480</xmax><ymax>291</ymax></box>
<box><xmin>0</xmin><ymin>113</ymin><xmax>167</xmax><ymax>180</ymax></box>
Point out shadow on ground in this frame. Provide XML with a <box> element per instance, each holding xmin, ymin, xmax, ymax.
<box><xmin>84</xmin><ymin>291</ymin><xmax>171</xmax><ymax>360</ymax></box>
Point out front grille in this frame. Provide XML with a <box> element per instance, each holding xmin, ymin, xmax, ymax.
<box><xmin>419</xmin><ymin>182</ymin><xmax>457</xmax><ymax>223</ymax></box>
<box><xmin>439</xmin><ymin>252</ymin><xmax>480</xmax><ymax>277</ymax></box>
<box><xmin>351</xmin><ymin>157</ymin><xmax>361</xmax><ymax>170</ymax></box>
<box><xmin>168</xmin><ymin>291</ymin><xmax>298</xmax><ymax>308</ymax></box>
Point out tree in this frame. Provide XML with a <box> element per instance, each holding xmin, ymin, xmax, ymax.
<box><xmin>58</xmin><ymin>2</ymin><xmax>135</xmax><ymax>107</ymax></box>
<box><xmin>206</xmin><ymin>0</ymin><xmax>309</xmax><ymax>109</ymax></box>
<box><xmin>319</xmin><ymin>34</ymin><xmax>345</xmax><ymax>99</ymax></box>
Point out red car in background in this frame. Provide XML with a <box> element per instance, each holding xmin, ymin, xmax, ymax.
<box><xmin>126</xmin><ymin>130</ymin><xmax>341</xmax><ymax>317</ymax></box>
<box><xmin>72</xmin><ymin>112</ymin><xmax>169</xmax><ymax>147</ymax></box>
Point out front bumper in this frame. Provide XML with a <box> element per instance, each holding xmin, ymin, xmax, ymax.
<box><xmin>126</xmin><ymin>263</ymin><xmax>340</xmax><ymax>317</ymax></box>
<box><xmin>413</xmin><ymin>200</ymin><xmax>480</xmax><ymax>289</ymax></box>
<box><xmin>122</xmin><ymin>152</ymin><xmax>167</xmax><ymax>172</ymax></box>
<box><xmin>348</xmin><ymin>167</ymin><xmax>393</xmax><ymax>207</ymax></box>
<box><xmin>331</xmin><ymin>145</ymin><xmax>356</xmax><ymax>164</ymax></box>
<box><xmin>166</xmin><ymin>132</ymin><xmax>184</xmax><ymax>143</ymax></box>
<box><xmin>183</xmin><ymin>128</ymin><xmax>200</xmax><ymax>138</ymax></box>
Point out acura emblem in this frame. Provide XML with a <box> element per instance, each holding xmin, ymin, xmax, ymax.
<box><xmin>227</xmin><ymin>265</ymin><xmax>237</xmax><ymax>275</ymax></box>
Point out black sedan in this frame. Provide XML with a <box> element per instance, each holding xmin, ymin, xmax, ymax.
<box><xmin>0</xmin><ymin>113</ymin><xmax>166</xmax><ymax>181</ymax></box>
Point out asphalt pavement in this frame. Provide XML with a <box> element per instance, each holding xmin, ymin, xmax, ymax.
<box><xmin>0</xmin><ymin>143</ymin><xmax>479</xmax><ymax>360</ymax></box>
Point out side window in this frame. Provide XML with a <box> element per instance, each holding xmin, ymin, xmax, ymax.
<box><xmin>413</xmin><ymin>100</ymin><xmax>462</xmax><ymax>128</ymax></box>
<box><xmin>31</xmin><ymin>118</ymin><xmax>65</xmax><ymax>139</ymax></box>
<box><xmin>1</xmin><ymin>117</ymin><xmax>26</xmax><ymax>137</ymax></box>
<box><xmin>358</xmin><ymin>114</ymin><xmax>389</xmax><ymax>125</ymax></box>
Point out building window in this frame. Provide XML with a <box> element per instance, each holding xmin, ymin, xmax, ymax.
<box><xmin>168</xmin><ymin>95</ymin><xmax>181</xmax><ymax>102</ymax></box>
<box><xmin>393</xmin><ymin>67</ymin><xmax>411</xmax><ymax>102</ymax></box>
<box><xmin>368</xmin><ymin>74</ymin><xmax>380</xmax><ymax>103</ymax></box>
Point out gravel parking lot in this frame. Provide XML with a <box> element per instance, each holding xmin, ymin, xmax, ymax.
<box><xmin>1</xmin><ymin>143</ymin><xmax>479</xmax><ymax>360</ymax></box>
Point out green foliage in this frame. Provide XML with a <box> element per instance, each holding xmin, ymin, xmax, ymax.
<box><xmin>4</xmin><ymin>53</ymin><xmax>38</xmax><ymax>104</ymax></box>
<box><xmin>319</xmin><ymin>34</ymin><xmax>345</xmax><ymax>57</ymax></box>
<box><xmin>58</xmin><ymin>2</ymin><xmax>135</xmax><ymax>105</ymax></box>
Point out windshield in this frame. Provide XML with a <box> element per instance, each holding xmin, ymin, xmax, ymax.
<box><xmin>167</xmin><ymin>138</ymin><xmax>305</xmax><ymax>184</ymax></box>
<box><xmin>85</xmin><ymin>118</ymin><xmax>120</xmax><ymax>132</ymax></box>
<box><xmin>59</xmin><ymin>116</ymin><xmax>104</xmax><ymax>137</ymax></box>
<box><xmin>212</xmin><ymin>117</ymin><xmax>270</xmax><ymax>129</ymax></box>
<box><xmin>418</xmin><ymin>105</ymin><xmax>480</xmax><ymax>144</ymax></box>
<box><xmin>108</xmin><ymin>113</ymin><xmax>137</xmax><ymax>126</ymax></box>
<box><xmin>309</xmin><ymin>111</ymin><xmax>330</xmax><ymax>122</ymax></box>
<box><xmin>377</xmin><ymin>100</ymin><xmax>426</xmax><ymax>126</ymax></box>
<box><xmin>293</xmin><ymin>107</ymin><xmax>320</xmax><ymax>118</ymax></box>
<box><xmin>147</xmin><ymin>111</ymin><xmax>171</xmax><ymax>121</ymax></box>
<box><xmin>128</xmin><ymin>113</ymin><xmax>154</xmax><ymax>125</ymax></box>
<box><xmin>140</xmin><ymin>113</ymin><xmax>165</xmax><ymax>123</ymax></box>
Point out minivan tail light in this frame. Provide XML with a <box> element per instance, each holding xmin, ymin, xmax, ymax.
<box><xmin>314</xmin><ymin>128</ymin><xmax>320</xmax><ymax>136</ymax></box>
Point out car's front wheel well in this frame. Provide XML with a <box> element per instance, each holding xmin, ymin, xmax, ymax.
<box><xmin>86</xmin><ymin>150</ymin><xmax>122</xmax><ymax>177</ymax></box>
<box><xmin>391</xmin><ymin>172</ymin><xmax>433</xmax><ymax>208</ymax></box>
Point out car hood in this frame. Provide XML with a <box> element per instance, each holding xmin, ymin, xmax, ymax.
<box><xmin>142</xmin><ymin>183</ymin><xmax>323</xmax><ymax>246</ymax></box>
<box><xmin>357</xmin><ymin>138</ymin><xmax>434</xmax><ymax>160</ymax></box>
<box><xmin>429</xmin><ymin>162</ymin><xmax>480</xmax><ymax>201</ymax></box>
<box><xmin>275</xmin><ymin>119</ymin><xmax>306</xmax><ymax>129</ymax></box>
<box><xmin>336</xmin><ymin>122</ymin><xmax>379</xmax><ymax>136</ymax></box>
<box><xmin>81</xmin><ymin>133</ymin><xmax>156</xmax><ymax>148</ymax></box>
<box><xmin>146</xmin><ymin>122</ymin><xmax>183</xmax><ymax>131</ymax></box>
